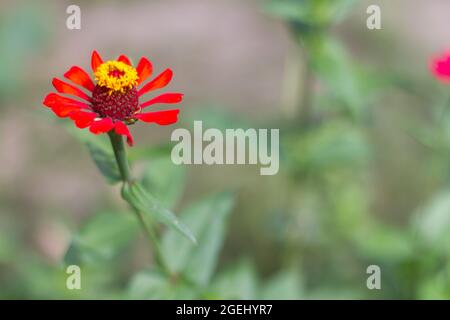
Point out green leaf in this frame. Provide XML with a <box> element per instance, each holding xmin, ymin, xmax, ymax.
<box><xmin>210</xmin><ymin>259</ymin><xmax>258</xmax><ymax>299</ymax></box>
<box><xmin>64</xmin><ymin>211</ymin><xmax>139</xmax><ymax>266</ymax></box>
<box><xmin>66</xmin><ymin>127</ymin><xmax>121</xmax><ymax>184</ymax></box>
<box><xmin>304</xmin><ymin>34</ymin><xmax>366</xmax><ymax>119</ymax></box>
<box><xmin>283</xmin><ymin>120</ymin><xmax>370</xmax><ymax>174</ymax></box>
<box><xmin>122</xmin><ymin>182</ymin><xmax>196</xmax><ymax>244</ymax></box>
<box><xmin>161</xmin><ymin>192</ymin><xmax>235</xmax><ymax>287</ymax></box>
<box><xmin>261</xmin><ymin>269</ymin><xmax>304</xmax><ymax>299</ymax></box>
<box><xmin>417</xmin><ymin>267</ymin><xmax>450</xmax><ymax>300</ymax></box>
<box><xmin>264</xmin><ymin>0</ymin><xmax>311</xmax><ymax>24</ymax></box>
<box><xmin>141</xmin><ymin>156</ymin><xmax>186</xmax><ymax>209</ymax></box>
<box><xmin>127</xmin><ymin>270</ymin><xmax>172</xmax><ymax>299</ymax></box>
<box><xmin>353</xmin><ymin>225</ymin><xmax>413</xmax><ymax>261</ymax></box>
<box><xmin>86</xmin><ymin>141</ymin><xmax>121</xmax><ymax>184</ymax></box>
<box><xmin>264</xmin><ymin>0</ymin><xmax>356</xmax><ymax>27</ymax></box>
<box><xmin>413</xmin><ymin>190</ymin><xmax>450</xmax><ymax>253</ymax></box>
<box><xmin>307</xmin><ymin>287</ymin><xmax>365</xmax><ymax>300</ymax></box>
<box><xmin>327</xmin><ymin>0</ymin><xmax>357</xmax><ymax>24</ymax></box>
<box><xmin>127</xmin><ymin>269</ymin><xmax>199</xmax><ymax>299</ymax></box>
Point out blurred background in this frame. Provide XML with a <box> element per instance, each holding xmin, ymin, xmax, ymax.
<box><xmin>1</xmin><ymin>0</ymin><xmax>450</xmax><ymax>299</ymax></box>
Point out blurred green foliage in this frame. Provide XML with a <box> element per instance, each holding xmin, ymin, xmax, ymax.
<box><xmin>265</xmin><ymin>0</ymin><xmax>356</xmax><ymax>31</ymax></box>
<box><xmin>1</xmin><ymin>0</ymin><xmax>450</xmax><ymax>300</ymax></box>
<box><xmin>0</xmin><ymin>1</ymin><xmax>49</xmax><ymax>102</ymax></box>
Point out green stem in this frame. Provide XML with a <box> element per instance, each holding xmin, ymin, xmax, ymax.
<box><xmin>108</xmin><ymin>131</ymin><xmax>169</xmax><ymax>273</ymax></box>
<box><xmin>133</xmin><ymin>207</ymin><xmax>169</xmax><ymax>273</ymax></box>
<box><xmin>108</xmin><ymin>131</ymin><xmax>132</xmax><ymax>182</ymax></box>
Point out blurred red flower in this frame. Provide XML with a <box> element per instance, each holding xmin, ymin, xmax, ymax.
<box><xmin>43</xmin><ymin>51</ymin><xmax>183</xmax><ymax>146</ymax></box>
<box><xmin>431</xmin><ymin>51</ymin><xmax>450</xmax><ymax>83</ymax></box>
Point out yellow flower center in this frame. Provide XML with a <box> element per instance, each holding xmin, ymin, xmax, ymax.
<box><xmin>94</xmin><ymin>60</ymin><xmax>139</xmax><ymax>92</ymax></box>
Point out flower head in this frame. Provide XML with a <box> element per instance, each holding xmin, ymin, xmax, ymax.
<box><xmin>431</xmin><ymin>50</ymin><xmax>450</xmax><ymax>83</ymax></box>
<box><xmin>94</xmin><ymin>60</ymin><xmax>139</xmax><ymax>92</ymax></box>
<box><xmin>43</xmin><ymin>51</ymin><xmax>183</xmax><ymax>146</ymax></box>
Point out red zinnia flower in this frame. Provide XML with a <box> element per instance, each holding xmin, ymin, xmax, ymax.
<box><xmin>43</xmin><ymin>50</ymin><xmax>183</xmax><ymax>146</ymax></box>
<box><xmin>430</xmin><ymin>50</ymin><xmax>450</xmax><ymax>83</ymax></box>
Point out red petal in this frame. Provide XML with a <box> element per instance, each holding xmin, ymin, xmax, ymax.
<box><xmin>52</xmin><ymin>78</ymin><xmax>91</xmax><ymax>101</ymax></box>
<box><xmin>136</xmin><ymin>57</ymin><xmax>153</xmax><ymax>85</ymax></box>
<box><xmin>89</xmin><ymin>118</ymin><xmax>115</xmax><ymax>134</ymax></box>
<box><xmin>117</xmin><ymin>54</ymin><xmax>132</xmax><ymax>65</ymax></box>
<box><xmin>64</xmin><ymin>66</ymin><xmax>95</xmax><ymax>92</ymax></box>
<box><xmin>91</xmin><ymin>50</ymin><xmax>103</xmax><ymax>73</ymax></box>
<box><xmin>69</xmin><ymin>111</ymin><xmax>97</xmax><ymax>128</ymax></box>
<box><xmin>115</xmin><ymin>121</ymin><xmax>134</xmax><ymax>146</ymax></box>
<box><xmin>431</xmin><ymin>52</ymin><xmax>450</xmax><ymax>82</ymax></box>
<box><xmin>134</xmin><ymin>109</ymin><xmax>180</xmax><ymax>125</ymax></box>
<box><xmin>138</xmin><ymin>69</ymin><xmax>173</xmax><ymax>96</ymax></box>
<box><xmin>141</xmin><ymin>93</ymin><xmax>183</xmax><ymax>109</ymax></box>
<box><xmin>43</xmin><ymin>93</ymin><xmax>91</xmax><ymax>117</ymax></box>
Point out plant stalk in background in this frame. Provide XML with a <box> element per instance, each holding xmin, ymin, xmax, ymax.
<box><xmin>108</xmin><ymin>131</ymin><xmax>169</xmax><ymax>272</ymax></box>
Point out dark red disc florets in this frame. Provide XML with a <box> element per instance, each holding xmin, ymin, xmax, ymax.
<box><xmin>91</xmin><ymin>85</ymin><xmax>139</xmax><ymax>120</ymax></box>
